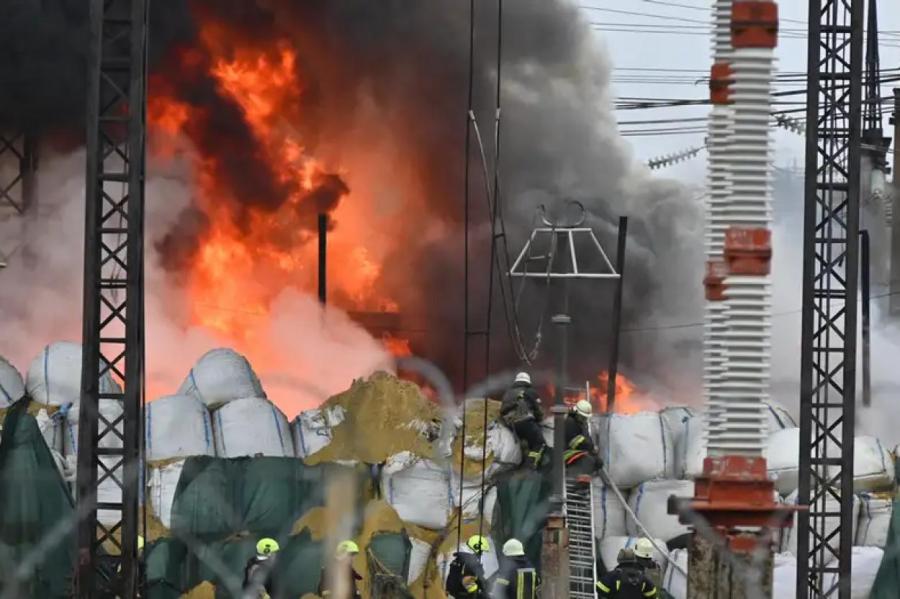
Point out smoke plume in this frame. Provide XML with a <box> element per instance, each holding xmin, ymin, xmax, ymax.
<box><xmin>0</xmin><ymin>0</ymin><xmax>707</xmax><ymax>411</ymax></box>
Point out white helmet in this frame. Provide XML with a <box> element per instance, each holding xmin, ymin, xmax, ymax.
<box><xmin>502</xmin><ymin>538</ymin><xmax>525</xmax><ymax>557</ymax></box>
<box><xmin>575</xmin><ymin>399</ymin><xmax>592</xmax><ymax>418</ymax></box>
<box><xmin>514</xmin><ymin>372</ymin><xmax>531</xmax><ymax>385</ymax></box>
<box><xmin>634</xmin><ymin>537</ymin><xmax>654</xmax><ymax>560</ymax></box>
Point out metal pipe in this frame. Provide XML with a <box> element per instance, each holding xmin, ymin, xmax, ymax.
<box><xmin>318</xmin><ymin>213</ymin><xmax>327</xmax><ymax>305</ymax></box>
<box><xmin>861</xmin><ymin>229</ymin><xmax>871</xmax><ymax>407</ymax></box>
<box><xmin>606</xmin><ymin>216</ymin><xmax>628</xmax><ymax>413</ymax></box>
<box><xmin>550</xmin><ymin>313</ymin><xmax>571</xmax><ymax>515</ymax></box>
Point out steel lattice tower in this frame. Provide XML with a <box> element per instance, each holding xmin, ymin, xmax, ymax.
<box><xmin>797</xmin><ymin>0</ymin><xmax>864</xmax><ymax>597</ymax></box>
<box><xmin>75</xmin><ymin>0</ymin><xmax>148</xmax><ymax>596</ymax></box>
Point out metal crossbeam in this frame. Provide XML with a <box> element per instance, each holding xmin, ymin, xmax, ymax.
<box><xmin>0</xmin><ymin>131</ymin><xmax>36</xmax><ymax>215</ymax></box>
<box><xmin>76</xmin><ymin>0</ymin><xmax>147</xmax><ymax>596</ymax></box>
<box><xmin>797</xmin><ymin>0</ymin><xmax>864</xmax><ymax>597</ymax></box>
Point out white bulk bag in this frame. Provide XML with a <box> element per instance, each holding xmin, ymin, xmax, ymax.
<box><xmin>450</xmin><ymin>472</ymin><xmax>497</xmax><ymax>525</ymax></box>
<box><xmin>593</xmin><ymin>479</ymin><xmax>628</xmax><ymax>539</ymax></box>
<box><xmin>599</xmin><ymin>412</ymin><xmax>674</xmax><ymax>488</ymax></box>
<box><xmin>763</xmin><ymin>401</ymin><xmax>797</xmax><ymax>433</ymax></box>
<box><xmin>765</xmin><ymin>427</ymin><xmax>800</xmax><ymax>496</ymax></box>
<box><xmin>772</xmin><ymin>553</ymin><xmax>797</xmax><ymax>598</ymax></box>
<box><xmin>840</xmin><ymin>436</ymin><xmax>895</xmax><ymax>492</ymax></box>
<box><xmin>178</xmin><ymin>348</ymin><xmax>265</xmax><ymax>408</ymax></box>
<box><xmin>0</xmin><ymin>356</ymin><xmax>25</xmax><ymax>407</ymax></box>
<box><xmin>782</xmin><ymin>491</ymin><xmax>859</xmax><ymax>556</ymax></box>
<box><xmin>64</xmin><ymin>399</ymin><xmax>124</xmax><ymax>455</ymax></box>
<box><xmin>381</xmin><ymin>452</ymin><xmax>452</xmax><ymax>530</ymax></box>
<box><xmin>485</xmin><ymin>422</ymin><xmax>522</xmax><ymax>469</ymax></box>
<box><xmin>212</xmin><ymin>397</ymin><xmax>293</xmax><ymax>458</ymax></box>
<box><xmin>676</xmin><ymin>414</ymin><xmax>705</xmax><ymax>479</ymax></box>
<box><xmin>26</xmin><ymin>342</ymin><xmax>120</xmax><ymax>407</ymax></box>
<box><xmin>598</xmin><ymin>536</ymin><xmax>668</xmax><ymax>571</ymax></box>
<box><xmin>407</xmin><ymin>537</ymin><xmax>433</xmax><ymax>584</ymax></box>
<box><xmin>146</xmin><ymin>394</ymin><xmax>214</xmax><ymax>462</ymax></box>
<box><xmin>660</xmin><ymin>406</ymin><xmax>694</xmax><ymax>449</ymax></box>
<box><xmin>626</xmin><ymin>479</ymin><xmax>693</xmax><ymax>542</ymax></box>
<box><xmin>662</xmin><ymin>548</ymin><xmax>688</xmax><ymax>599</ymax></box>
<box><xmin>823</xmin><ymin>547</ymin><xmax>883</xmax><ymax>598</ymax></box>
<box><xmin>856</xmin><ymin>494</ymin><xmax>892</xmax><ymax>548</ymax></box>
<box><xmin>293</xmin><ymin>406</ymin><xmax>345</xmax><ymax>459</ymax></box>
<box><xmin>34</xmin><ymin>407</ymin><xmax>64</xmax><ymax>454</ymax></box>
<box><xmin>148</xmin><ymin>460</ymin><xmax>185</xmax><ymax>529</ymax></box>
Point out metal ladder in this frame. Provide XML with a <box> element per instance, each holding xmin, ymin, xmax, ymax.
<box><xmin>565</xmin><ymin>476</ymin><xmax>598</xmax><ymax>599</ymax></box>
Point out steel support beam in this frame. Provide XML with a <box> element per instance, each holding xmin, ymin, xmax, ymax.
<box><xmin>797</xmin><ymin>0</ymin><xmax>864</xmax><ymax>597</ymax></box>
<box><xmin>0</xmin><ymin>131</ymin><xmax>37</xmax><ymax>215</ymax></box>
<box><xmin>76</xmin><ymin>0</ymin><xmax>148</xmax><ymax>596</ymax></box>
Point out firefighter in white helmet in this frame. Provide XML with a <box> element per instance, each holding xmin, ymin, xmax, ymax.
<box><xmin>563</xmin><ymin>399</ymin><xmax>603</xmax><ymax>477</ymax></box>
<box><xmin>492</xmin><ymin>538</ymin><xmax>539</xmax><ymax>598</ymax></box>
<box><xmin>499</xmin><ymin>372</ymin><xmax>548</xmax><ymax>469</ymax></box>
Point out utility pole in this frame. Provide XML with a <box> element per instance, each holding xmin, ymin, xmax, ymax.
<box><xmin>891</xmin><ymin>89</ymin><xmax>900</xmax><ymax>314</ymax></box>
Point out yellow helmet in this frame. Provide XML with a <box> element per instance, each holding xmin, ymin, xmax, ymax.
<box><xmin>336</xmin><ymin>540</ymin><xmax>360</xmax><ymax>557</ymax></box>
<box><xmin>256</xmin><ymin>538</ymin><xmax>280</xmax><ymax>557</ymax></box>
<box><xmin>467</xmin><ymin>535</ymin><xmax>490</xmax><ymax>553</ymax></box>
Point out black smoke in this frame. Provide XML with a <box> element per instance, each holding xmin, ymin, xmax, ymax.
<box><xmin>2</xmin><ymin>0</ymin><xmax>705</xmax><ymax>397</ymax></box>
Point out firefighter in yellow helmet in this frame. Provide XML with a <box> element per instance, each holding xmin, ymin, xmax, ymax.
<box><xmin>243</xmin><ymin>538</ymin><xmax>280</xmax><ymax>599</ymax></box>
<box><xmin>318</xmin><ymin>540</ymin><xmax>362</xmax><ymax>599</ymax></box>
<box><xmin>445</xmin><ymin>535</ymin><xmax>490</xmax><ymax>598</ymax></box>
<box><xmin>562</xmin><ymin>399</ymin><xmax>603</xmax><ymax>477</ymax></box>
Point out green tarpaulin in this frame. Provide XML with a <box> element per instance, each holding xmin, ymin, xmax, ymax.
<box><xmin>869</xmin><ymin>498</ymin><xmax>900</xmax><ymax>599</ymax></box>
<box><xmin>0</xmin><ymin>403</ymin><xmax>76</xmax><ymax>598</ymax></box>
<box><xmin>171</xmin><ymin>456</ymin><xmax>328</xmax><ymax>542</ymax></box>
<box><xmin>492</xmin><ymin>471</ymin><xmax>552</xmax><ymax>569</ymax></box>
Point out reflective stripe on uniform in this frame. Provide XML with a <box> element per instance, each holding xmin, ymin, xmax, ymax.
<box><xmin>596</xmin><ymin>581</ymin><xmax>611</xmax><ymax>593</ymax></box>
<box><xmin>643</xmin><ymin>587</ymin><xmax>657</xmax><ymax>597</ymax></box>
<box><xmin>569</xmin><ymin>434</ymin><xmax>585</xmax><ymax>449</ymax></box>
<box><xmin>495</xmin><ymin>578</ymin><xmax>510</xmax><ymax>585</ymax></box>
<box><xmin>518</xmin><ymin>568</ymin><xmax>537</xmax><ymax>599</ymax></box>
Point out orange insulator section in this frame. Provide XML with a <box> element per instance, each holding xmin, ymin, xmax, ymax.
<box><xmin>704</xmin><ymin>259</ymin><xmax>729</xmax><ymax>301</ymax></box>
<box><xmin>731</xmin><ymin>1</ymin><xmax>779</xmax><ymax>49</ymax></box>
<box><xmin>724</xmin><ymin>227</ymin><xmax>772</xmax><ymax>276</ymax></box>
<box><xmin>709</xmin><ymin>62</ymin><xmax>734</xmax><ymax>105</ymax></box>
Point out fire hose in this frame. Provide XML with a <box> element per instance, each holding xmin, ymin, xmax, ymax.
<box><xmin>596</xmin><ymin>466</ymin><xmax>689</xmax><ymax>577</ymax></box>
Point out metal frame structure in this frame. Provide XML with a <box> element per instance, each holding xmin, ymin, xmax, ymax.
<box><xmin>509</xmin><ymin>229</ymin><xmax>618</xmax><ymax>279</ymax></box>
<box><xmin>0</xmin><ymin>131</ymin><xmax>37</xmax><ymax>215</ymax></box>
<box><xmin>797</xmin><ymin>0</ymin><xmax>864</xmax><ymax>596</ymax></box>
<box><xmin>76</xmin><ymin>0</ymin><xmax>148</xmax><ymax>596</ymax></box>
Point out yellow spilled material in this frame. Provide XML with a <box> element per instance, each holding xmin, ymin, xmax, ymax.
<box><xmin>181</xmin><ymin>581</ymin><xmax>215</xmax><ymax>598</ymax></box>
<box><xmin>306</xmin><ymin>372</ymin><xmax>441</xmax><ymax>465</ymax></box>
<box><xmin>451</xmin><ymin>398</ymin><xmax>501</xmax><ymax>477</ymax></box>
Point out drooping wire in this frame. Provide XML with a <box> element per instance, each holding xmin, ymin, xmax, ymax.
<box><xmin>458</xmin><ymin>0</ymin><xmax>476</xmax><ymax>554</ymax></box>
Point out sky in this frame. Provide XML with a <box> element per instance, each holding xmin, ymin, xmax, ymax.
<box><xmin>580</xmin><ymin>0</ymin><xmax>900</xmax><ymax>185</ymax></box>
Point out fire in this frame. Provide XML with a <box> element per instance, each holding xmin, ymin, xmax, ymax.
<box><xmin>148</xmin><ymin>17</ymin><xmax>402</xmax><ymax>343</ymax></box>
<box><xmin>381</xmin><ymin>334</ymin><xmax>412</xmax><ymax>358</ymax></box>
<box><xmin>561</xmin><ymin>371</ymin><xmax>657</xmax><ymax>415</ymax></box>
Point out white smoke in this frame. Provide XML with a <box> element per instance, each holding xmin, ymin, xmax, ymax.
<box><xmin>0</xmin><ymin>148</ymin><xmax>392</xmax><ymax>417</ymax></box>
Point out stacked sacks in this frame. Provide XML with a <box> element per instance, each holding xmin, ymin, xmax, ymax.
<box><xmin>772</xmin><ymin>553</ymin><xmax>798</xmax><ymax>597</ymax></box>
<box><xmin>764</xmin><ymin>427</ymin><xmax>800</xmax><ymax>496</ymax></box>
<box><xmin>26</xmin><ymin>341</ymin><xmax>121</xmax><ymax>407</ymax></box>
<box><xmin>592</xmin><ymin>479</ymin><xmax>627</xmax><ymax>539</ymax></box>
<box><xmin>836</xmin><ymin>436</ymin><xmax>895</xmax><ymax>492</ymax></box>
<box><xmin>178</xmin><ymin>348</ymin><xmax>265</xmax><ymax>407</ymax></box>
<box><xmin>212</xmin><ymin>397</ymin><xmax>293</xmax><ymax>458</ymax></box>
<box><xmin>626</xmin><ymin>479</ymin><xmax>694</xmax><ymax>543</ymax></box>
<box><xmin>293</xmin><ymin>405</ymin><xmax>346</xmax><ymax>460</ymax></box>
<box><xmin>661</xmin><ymin>548</ymin><xmax>688</xmax><ymax>599</ymax></box>
<box><xmin>0</xmin><ymin>356</ymin><xmax>25</xmax><ymax>408</ymax></box>
<box><xmin>823</xmin><ymin>546</ymin><xmax>883</xmax><ymax>598</ymax></box>
<box><xmin>145</xmin><ymin>394</ymin><xmax>216</xmax><ymax>536</ymax></box>
<box><xmin>380</xmin><ymin>452</ymin><xmax>452</xmax><ymax>531</ymax></box>
<box><xmin>597</xmin><ymin>411</ymin><xmax>675</xmax><ymax>489</ymax></box>
<box><xmin>856</xmin><ymin>493</ymin><xmax>894</xmax><ymax>548</ymax></box>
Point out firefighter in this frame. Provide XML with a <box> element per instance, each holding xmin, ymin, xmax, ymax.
<box><xmin>492</xmin><ymin>538</ymin><xmax>539</xmax><ymax>599</ymax></box>
<box><xmin>318</xmin><ymin>540</ymin><xmax>363</xmax><ymax>599</ymax></box>
<box><xmin>446</xmin><ymin>535</ymin><xmax>490</xmax><ymax>599</ymax></box>
<box><xmin>500</xmin><ymin>372</ymin><xmax>548</xmax><ymax>469</ymax></box>
<box><xmin>243</xmin><ymin>538</ymin><xmax>279</xmax><ymax>599</ymax></box>
<box><xmin>633</xmin><ymin>538</ymin><xmax>663</xmax><ymax>591</ymax></box>
<box><xmin>596</xmin><ymin>540</ymin><xmax>658</xmax><ymax>598</ymax></box>
<box><xmin>563</xmin><ymin>399</ymin><xmax>602</xmax><ymax>477</ymax></box>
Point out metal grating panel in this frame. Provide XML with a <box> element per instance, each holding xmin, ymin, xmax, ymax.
<box><xmin>75</xmin><ymin>0</ymin><xmax>148</xmax><ymax>596</ymax></box>
<box><xmin>797</xmin><ymin>0</ymin><xmax>864</xmax><ymax>597</ymax></box>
